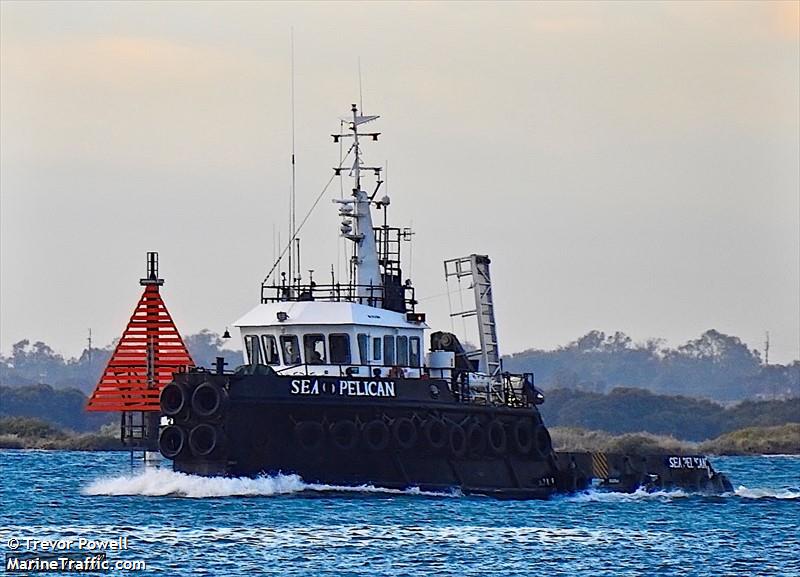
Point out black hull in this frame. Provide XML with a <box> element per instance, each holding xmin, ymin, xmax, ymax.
<box><xmin>159</xmin><ymin>370</ymin><xmax>732</xmax><ymax>498</ymax></box>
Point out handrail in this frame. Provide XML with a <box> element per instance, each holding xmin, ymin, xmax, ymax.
<box><xmin>274</xmin><ymin>362</ymin><xmax>422</xmax><ymax>377</ymax></box>
<box><xmin>260</xmin><ymin>282</ymin><xmax>417</xmax><ymax>313</ymax></box>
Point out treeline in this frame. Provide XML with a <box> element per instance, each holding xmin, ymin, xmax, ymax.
<box><xmin>549</xmin><ymin>424</ymin><xmax>800</xmax><ymax>456</ymax></box>
<box><xmin>504</xmin><ymin>329</ymin><xmax>799</xmax><ymax>402</ymax></box>
<box><xmin>1</xmin><ymin>328</ymin><xmax>798</xmax><ymax>402</ymax></box>
<box><xmin>538</xmin><ymin>387</ymin><xmax>800</xmax><ymax>441</ymax></box>
<box><xmin>0</xmin><ymin>330</ymin><xmax>243</xmax><ymax>395</ymax></box>
<box><xmin>0</xmin><ymin>417</ymin><xmax>124</xmax><ymax>450</ymax></box>
<box><xmin>2</xmin><ymin>415</ymin><xmax>796</xmax><ymax>455</ymax></box>
<box><xmin>1</xmin><ymin>381</ymin><xmax>797</xmax><ymax>443</ymax></box>
<box><xmin>0</xmin><ymin>384</ymin><xmax>114</xmax><ymax>432</ymax></box>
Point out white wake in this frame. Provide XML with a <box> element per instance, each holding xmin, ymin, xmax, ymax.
<box><xmin>565</xmin><ymin>487</ymin><xmax>690</xmax><ymax>502</ymax></box>
<box><xmin>566</xmin><ymin>485</ymin><xmax>800</xmax><ymax>502</ymax></box>
<box><xmin>733</xmin><ymin>485</ymin><xmax>800</xmax><ymax>500</ymax></box>
<box><xmin>84</xmin><ymin>469</ymin><xmax>798</xmax><ymax>501</ymax></box>
<box><xmin>84</xmin><ymin>468</ymin><xmax>457</xmax><ymax>499</ymax></box>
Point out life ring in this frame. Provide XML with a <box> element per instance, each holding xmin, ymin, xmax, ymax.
<box><xmin>188</xmin><ymin>423</ymin><xmax>225</xmax><ymax>457</ymax></box>
<box><xmin>330</xmin><ymin>420</ymin><xmax>360</xmax><ymax>451</ymax></box>
<box><xmin>191</xmin><ymin>381</ymin><xmax>228</xmax><ymax>419</ymax></box>
<box><xmin>158</xmin><ymin>425</ymin><xmax>186</xmax><ymax>458</ymax></box>
<box><xmin>533</xmin><ymin>425</ymin><xmax>553</xmax><ymax>458</ymax></box>
<box><xmin>363</xmin><ymin>420</ymin><xmax>390</xmax><ymax>451</ymax></box>
<box><xmin>512</xmin><ymin>419</ymin><xmax>534</xmax><ymax>455</ymax></box>
<box><xmin>295</xmin><ymin>421</ymin><xmax>324</xmax><ymax>452</ymax></box>
<box><xmin>487</xmin><ymin>419</ymin><xmax>507</xmax><ymax>455</ymax></box>
<box><xmin>466</xmin><ymin>422</ymin><xmax>486</xmax><ymax>455</ymax></box>
<box><xmin>160</xmin><ymin>382</ymin><xmax>188</xmax><ymax>418</ymax></box>
<box><xmin>392</xmin><ymin>417</ymin><xmax>418</xmax><ymax>450</ymax></box>
<box><xmin>422</xmin><ymin>418</ymin><xmax>448</xmax><ymax>451</ymax></box>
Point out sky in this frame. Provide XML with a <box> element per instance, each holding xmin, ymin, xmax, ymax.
<box><xmin>1</xmin><ymin>1</ymin><xmax>798</xmax><ymax>364</ymax></box>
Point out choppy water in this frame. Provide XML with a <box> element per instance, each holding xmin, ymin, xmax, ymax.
<box><xmin>1</xmin><ymin>451</ymin><xmax>798</xmax><ymax>576</ymax></box>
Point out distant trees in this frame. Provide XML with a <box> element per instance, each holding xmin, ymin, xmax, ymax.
<box><xmin>183</xmin><ymin>329</ymin><xmax>243</xmax><ymax>369</ymax></box>
<box><xmin>538</xmin><ymin>387</ymin><xmax>800</xmax><ymax>441</ymax></box>
<box><xmin>0</xmin><ymin>331</ymin><xmax>242</xmax><ymax>394</ymax></box>
<box><xmin>1</xmin><ymin>328</ymin><xmax>797</xmax><ymax>402</ymax></box>
<box><xmin>0</xmin><ymin>416</ymin><xmax>124</xmax><ymax>450</ymax></box>
<box><xmin>0</xmin><ymin>339</ymin><xmax>111</xmax><ymax>392</ymax></box>
<box><xmin>504</xmin><ymin>329</ymin><xmax>799</xmax><ymax>401</ymax></box>
<box><xmin>0</xmin><ymin>327</ymin><xmax>797</xmax><ymax>441</ymax></box>
<box><xmin>0</xmin><ymin>384</ymin><xmax>113</xmax><ymax>431</ymax></box>
<box><xmin>1</xmin><ymin>381</ymin><xmax>795</xmax><ymax>442</ymax></box>
<box><xmin>0</xmin><ymin>329</ymin><xmax>241</xmax><ymax>432</ymax></box>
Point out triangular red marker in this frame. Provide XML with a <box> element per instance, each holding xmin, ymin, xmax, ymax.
<box><xmin>87</xmin><ymin>256</ymin><xmax>194</xmax><ymax>412</ymax></box>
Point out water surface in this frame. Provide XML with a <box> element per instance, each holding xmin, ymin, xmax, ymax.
<box><xmin>1</xmin><ymin>451</ymin><xmax>798</xmax><ymax>576</ymax></box>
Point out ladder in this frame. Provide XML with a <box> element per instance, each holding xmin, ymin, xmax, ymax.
<box><xmin>444</xmin><ymin>254</ymin><xmax>501</xmax><ymax>376</ymax></box>
<box><xmin>121</xmin><ymin>410</ymin><xmax>159</xmax><ymax>450</ymax></box>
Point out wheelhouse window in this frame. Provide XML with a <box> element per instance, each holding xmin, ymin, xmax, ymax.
<box><xmin>280</xmin><ymin>335</ymin><xmax>301</xmax><ymax>365</ymax></box>
<box><xmin>410</xmin><ymin>336</ymin><xmax>421</xmax><ymax>367</ymax></box>
<box><xmin>383</xmin><ymin>335</ymin><xmax>395</xmax><ymax>366</ymax></box>
<box><xmin>304</xmin><ymin>334</ymin><xmax>327</xmax><ymax>365</ymax></box>
<box><xmin>261</xmin><ymin>335</ymin><xmax>280</xmax><ymax>365</ymax></box>
<box><xmin>244</xmin><ymin>335</ymin><xmax>262</xmax><ymax>365</ymax></box>
<box><xmin>373</xmin><ymin>337</ymin><xmax>382</xmax><ymax>362</ymax></box>
<box><xmin>397</xmin><ymin>336</ymin><xmax>409</xmax><ymax>366</ymax></box>
<box><xmin>329</xmin><ymin>334</ymin><xmax>352</xmax><ymax>364</ymax></box>
<box><xmin>357</xmin><ymin>334</ymin><xmax>369</xmax><ymax>365</ymax></box>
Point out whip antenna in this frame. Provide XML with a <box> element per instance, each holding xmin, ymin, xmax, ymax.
<box><xmin>358</xmin><ymin>57</ymin><xmax>364</xmax><ymax>113</ymax></box>
<box><xmin>289</xmin><ymin>27</ymin><xmax>297</xmax><ymax>286</ymax></box>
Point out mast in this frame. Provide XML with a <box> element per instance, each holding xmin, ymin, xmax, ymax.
<box><xmin>333</xmin><ymin>104</ymin><xmax>383</xmax><ymax>304</ymax></box>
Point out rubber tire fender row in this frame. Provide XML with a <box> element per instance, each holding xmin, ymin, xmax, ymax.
<box><xmin>422</xmin><ymin>418</ymin><xmax>448</xmax><ymax>451</ymax></box>
<box><xmin>392</xmin><ymin>417</ymin><xmax>418</xmax><ymax>450</ymax></box>
<box><xmin>487</xmin><ymin>419</ymin><xmax>507</xmax><ymax>455</ymax></box>
<box><xmin>158</xmin><ymin>425</ymin><xmax>187</xmax><ymax>459</ymax></box>
<box><xmin>533</xmin><ymin>425</ymin><xmax>553</xmax><ymax>458</ymax></box>
<box><xmin>191</xmin><ymin>381</ymin><xmax>229</xmax><ymax>420</ymax></box>
<box><xmin>448</xmin><ymin>423</ymin><xmax>468</xmax><ymax>458</ymax></box>
<box><xmin>295</xmin><ymin>421</ymin><xmax>325</xmax><ymax>452</ymax></box>
<box><xmin>512</xmin><ymin>419</ymin><xmax>535</xmax><ymax>455</ymax></box>
<box><xmin>363</xmin><ymin>419</ymin><xmax>390</xmax><ymax>452</ymax></box>
<box><xmin>188</xmin><ymin>423</ymin><xmax>226</xmax><ymax>457</ymax></box>
<box><xmin>330</xmin><ymin>420</ymin><xmax>360</xmax><ymax>451</ymax></box>
<box><xmin>465</xmin><ymin>422</ymin><xmax>486</xmax><ymax>455</ymax></box>
<box><xmin>160</xmin><ymin>382</ymin><xmax>188</xmax><ymax>419</ymax></box>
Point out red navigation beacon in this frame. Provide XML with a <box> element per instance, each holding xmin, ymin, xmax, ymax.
<box><xmin>86</xmin><ymin>252</ymin><xmax>194</xmax><ymax>446</ymax></box>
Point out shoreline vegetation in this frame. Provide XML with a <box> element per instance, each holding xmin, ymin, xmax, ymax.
<box><xmin>550</xmin><ymin>424</ymin><xmax>800</xmax><ymax>456</ymax></box>
<box><xmin>3</xmin><ymin>329</ymin><xmax>798</xmax><ymax>403</ymax></box>
<box><xmin>3</xmin><ymin>384</ymin><xmax>798</xmax><ymax>441</ymax></box>
<box><xmin>0</xmin><ymin>418</ymin><xmax>126</xmax><ymax>451</ymax></box>
<box><xmin>1</xmin><ymin>416</ymin><xmax>797</xmax><ymax>456</ymax></box>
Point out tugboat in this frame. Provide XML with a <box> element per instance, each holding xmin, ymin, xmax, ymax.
<box><xmin>157</xmin><ymin>105</ymin><xmax>732</xmax><ymax>497</ymax></box>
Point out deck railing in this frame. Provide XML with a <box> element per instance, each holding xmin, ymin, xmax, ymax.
<box><xmin>260</xmin><ymin>282</ymin><xmax>417</xmax><ymax>313</ymax></box>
